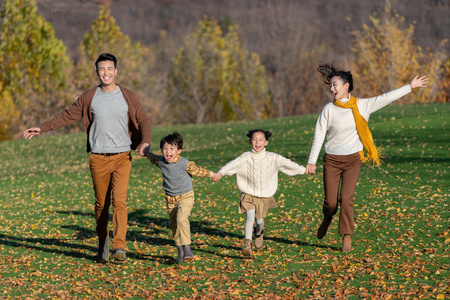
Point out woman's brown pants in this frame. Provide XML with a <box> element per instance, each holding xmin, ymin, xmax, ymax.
<box><xmin>322</xmin><ymin>152</ymin><xmax>361</xmax><ymax>235</ymax></box>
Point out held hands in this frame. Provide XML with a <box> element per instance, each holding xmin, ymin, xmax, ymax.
<box><xmin>212</xmin><ymin>172</ymin><xmax>223</xmax><ymax>183</ymax></box>
<box><xmin>23</xmin><ymin>127</ymin><xmax>41</xmax><ymax>140</ymax></box>
<box><xmin>409</xmin><ymin>75</ymin><xmax>429</xmax><ymax>89</ymax></box>
<box><xmin>139</xmin><ymin>144</ymin><xmax>150</xmax><ymax>157</ymax></box>
<box><xmin>305</xmin><ymin>163</ymin><xmax>316</xmax><ymax>175</ymax></box>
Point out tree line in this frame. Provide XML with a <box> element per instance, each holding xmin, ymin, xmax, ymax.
<box><xmin>0</xmin><ymin>0</ymin><xmax>448</xmax><ymax>140</ymax></box>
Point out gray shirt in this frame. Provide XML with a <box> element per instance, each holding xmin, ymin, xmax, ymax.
<box><xmin>89</xmin><ymin>86</ymin><xmax>131</xmax><ymax>153</ymax></box>
<box><xmin>158</xmin><ymin>157</ymin><xmax>193</xmax><ymax>196</ymax></box>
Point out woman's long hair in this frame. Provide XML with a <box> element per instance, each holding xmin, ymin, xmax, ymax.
<box><xmin>317</xmin><ymin>63</ymin><xmax>354</xmax><ymax>92</ymax></box>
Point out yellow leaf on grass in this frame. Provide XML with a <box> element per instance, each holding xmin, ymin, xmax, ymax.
<box><xmin>231</xmin><ymin>289</ymin><xmax>241</xmax><ymax>295</ymax></box>
<box><xmin>133</xmin><ymin>240</ymin><xmax>141</xmax><ymax>254</ymax></box>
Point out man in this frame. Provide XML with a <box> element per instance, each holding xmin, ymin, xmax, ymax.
<box><xmin>23</xmin><ymin>53</ymin><xmax>152</xmax><ymax>263</ymax></box>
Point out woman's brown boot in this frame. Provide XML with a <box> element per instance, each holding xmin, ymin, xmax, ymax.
<box><xmin>342</xmin><ymin>234</ymin><xmax>352</xmax><ymax>252</ymax></box>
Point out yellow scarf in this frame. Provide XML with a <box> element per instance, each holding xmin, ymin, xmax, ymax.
<box><xmin>333</xmin><ymin>96</ymin><xmax>382</xmax><ymax>166</ymax></box>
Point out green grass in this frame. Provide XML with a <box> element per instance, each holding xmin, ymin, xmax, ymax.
<box><xmin>0</xmin><ymin>103</ymin><xmax>448</xmax><ymax>299</ymax></box>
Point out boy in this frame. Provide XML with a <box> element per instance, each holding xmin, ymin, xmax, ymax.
<box><xmin>144</xmin><ymin>132</ymin><xmax>214</xmax><ymax>262</ymax></box>
<box><xmin>213</xmin><ymin>129</ymin><xmax>306</xmax><ymax>258</ymax></box>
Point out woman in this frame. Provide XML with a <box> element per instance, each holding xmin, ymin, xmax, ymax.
<box><xmin>305</xmin><ymin>63</ymin><xmax>428</xmax><ymax>252</ymax></box>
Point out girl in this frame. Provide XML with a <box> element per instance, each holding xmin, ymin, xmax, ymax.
<box><xmin>213</xmin><ymin>129</ymin><xmax>306</xmax><ymax>257</ymax></box>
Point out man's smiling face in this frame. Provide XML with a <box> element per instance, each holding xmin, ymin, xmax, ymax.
<box><xmin>96</xmin><ymin>60</ymin><xmax>117</xmax><ymax>88</ymax></box>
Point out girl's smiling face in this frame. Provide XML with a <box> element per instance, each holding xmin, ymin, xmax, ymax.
<box><xmin>330</xmin><ymin>76</ymin><xmax>350</xmax><ymax>101</ymax></box>
<box><xmin>249</xmin><ymin>131</ymin><xmax>269</xmax><ymax>153</ymax></box>
<box><xmin>162</xmin><ymin>142</ymin><xmax>182</xmax><ymax>163</ymax></box>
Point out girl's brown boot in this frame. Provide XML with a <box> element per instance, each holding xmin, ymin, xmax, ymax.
<box><xmin>242</xmin><ymin>239</ymin><xmax>252</xmax><ymax>258</ymax></box>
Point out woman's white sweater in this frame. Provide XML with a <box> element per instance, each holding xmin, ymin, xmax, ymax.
<box><xmin>308</xmin><ymin>85</ymin><xmax>412</xmax><ymax>164</ymax></box>
<box><xmin>219</xmin><ymin>148</ymin><xmax>305</xmax><ymax>198</ymax></box>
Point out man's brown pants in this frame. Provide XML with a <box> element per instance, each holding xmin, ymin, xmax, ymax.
<box><xmin>89</xmin><ymin>151</ymin><xmax>132</xmax><ymax>250</ymax></box>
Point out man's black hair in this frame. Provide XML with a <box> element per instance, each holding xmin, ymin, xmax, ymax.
<box><xmin>95</xmin><ymin>53</ymin><xmax>118</xmax><ymax>69</ymax></box>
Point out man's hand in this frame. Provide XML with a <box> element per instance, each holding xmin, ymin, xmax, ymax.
<box><xmin>138</xmin><ymin>143</ymin><xmax>150</xmax><ymax>157</ymax></box>
<box><xmin>23</xmin><ymin>127</ymin><xmax>41</xmax><ymax>140</ymax></box>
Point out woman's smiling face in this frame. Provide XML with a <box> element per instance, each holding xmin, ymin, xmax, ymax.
<box><xmin>330</xmin><ymin>76</ymin><xmax>350</xmax><ymax>101</ymax></box>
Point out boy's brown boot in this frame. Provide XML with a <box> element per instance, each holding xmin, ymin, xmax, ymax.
<box><xmin>242</xmin><ymin>239</ymin><xmax>252</xmax><ymax>258</ymax></box>
<box><xmin>176</xmin><ymin>246</ymin><xmax>184</xmax><ymax>263</ymax></box>
<box><xmin>182</xmin><ymin>244</ymin><xmax>194</xmax><ymax>260</ymax></box>
<box><xmin>342</xmin><ymin>234</ymin><xmax>352</xmax><ymax>253</ymax></box>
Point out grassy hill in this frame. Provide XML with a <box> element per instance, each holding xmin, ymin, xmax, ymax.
<box><xmin>0</xmin><ymin>103</ymin><xmax>448</xmax><ymax>299</ymax></box>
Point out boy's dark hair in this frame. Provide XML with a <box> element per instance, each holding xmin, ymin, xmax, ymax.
<box><xmin>317</xmin><ymin>62</ymin><xmax>353</xmax><ymax>92</ymax></box>
<box><xmin>160</xmin><ymin>132</ymin><xmax>183</xmax><ymax>149</ymax></box>
<box><xmin>95</xmin><ymin>53</ymin><xmax>118</xmax><ymax>69</ymax></box>
<box><xmin>247</xmin><ymin>129</ymin><xmax>272</xmax><ymax>140</ymax></box>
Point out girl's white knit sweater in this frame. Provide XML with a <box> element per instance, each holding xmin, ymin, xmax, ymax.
<box><xmin>219</xmin><ymin>148</ymin><xmax>305</xmax><ymax>198</ymax></box>
<box><xmin>308</xmin><ymin>85</ymin><xmax>412</xmax><ymax>164</ymax></box>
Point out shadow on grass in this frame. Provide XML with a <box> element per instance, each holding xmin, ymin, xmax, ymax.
<box><xmin>0</xmin><ymin>233</ymin><xmax>98</xmax><ymax>261</ymax></box>
<box><xmin>132</xmin><ymin>209</ymin><xmax>340</xmax><ymax>253</ymax></box>
<box><xmin>0</xmin><ymin>208</ymin><xmax>338</xmax><ymax>264</ymax></box>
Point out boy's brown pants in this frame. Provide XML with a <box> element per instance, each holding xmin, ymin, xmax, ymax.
<box><xmin>89</xmin><ymin>151</ymin><xmax>132</xmax><ymax>250</ymax></box>
<box><xmin>322</xmin><ymin>152</ymin><xmax>361</xmax><ymax>235</ymax></box>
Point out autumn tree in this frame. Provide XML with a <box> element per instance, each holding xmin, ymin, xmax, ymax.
<box><xmin>0</xmin><ymin>86</ymin><xmax>18</xmax><ymax>141</ymax></box>
<box><xmin>282</xmin><ymin>50</ymin><xmax>327</xmax><ymax>115</ymax></box>
<box><xmin>217</xmin><ymin>24</ymin><xmax>270</xmax><ymax>121</ymax></box>
<box><xmin>167</xmin><ymin>17</ymin><xmax>270</xmax><ymax>124</ymax></box>
<box><xmin>351</xmin><ymin>3</ymin><xmax>448</xmax><ymax>103</ymax></box>
<box><xmin>167</xmin><ymin>18</ymin><xmax>222</xmax><ymax>124</ymax></box>
<box><xmin>75</xmin><ymin>5</ymin><xmax>157</xmax><ymax>116</ymax></box>
<box><xmin>228</xmin><ymin>0</ymin><xmax>326</xmax><ymax>117</ymax></box>
<box><xmin>0</xmin><ymin>0</ymin><xmax>72</xmax><ymax>139</ymax></box>
<box><xmin>438</xmin><ymin>58</ymin><xmax>450</xmax><ymax>102</ymax></box>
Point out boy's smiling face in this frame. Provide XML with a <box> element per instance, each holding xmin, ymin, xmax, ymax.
<box><xmin>162</xmin><ymin>142</ymin><xmax>182</xmax><ymax>163</ymax></box>
<box><xmin>249</xmin><ymin>131</ymin><xmax>268</xmax><ymax>153</ymax></box>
